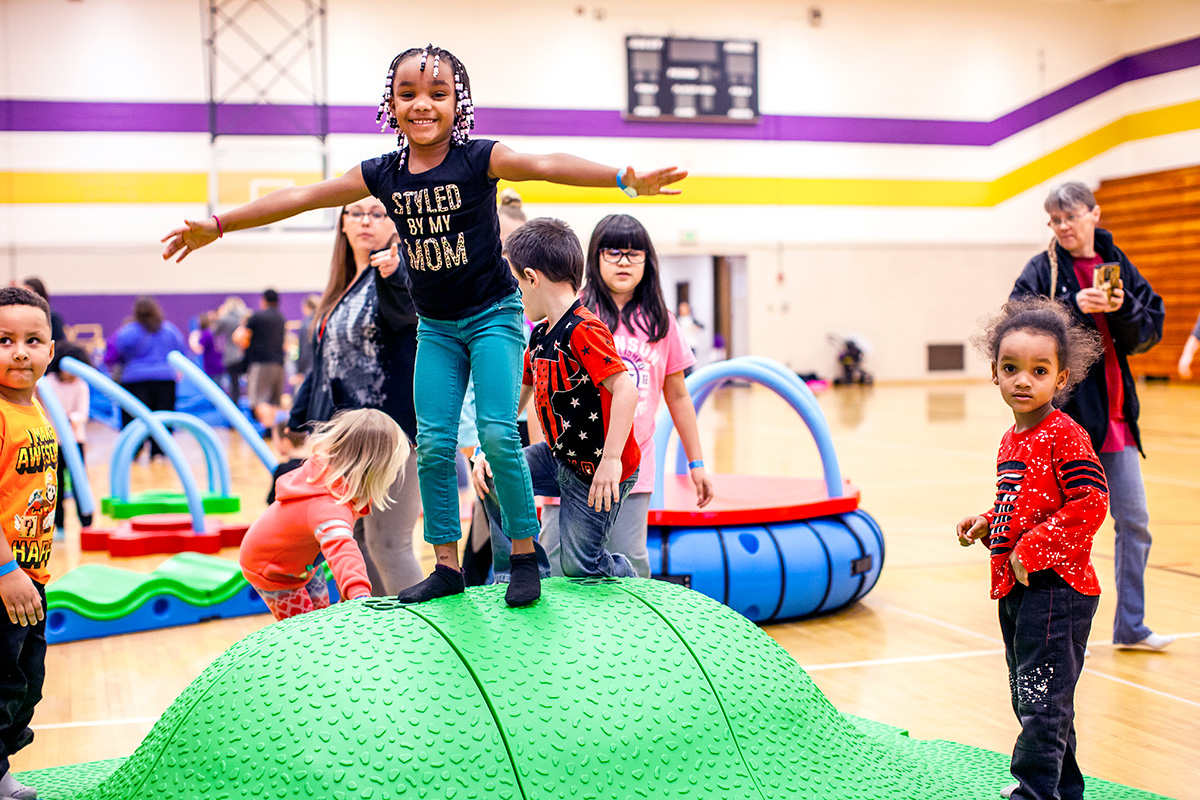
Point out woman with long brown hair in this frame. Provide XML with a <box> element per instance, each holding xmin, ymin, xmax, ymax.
<box><xmin>288</xmin><ymin>197</ymin><xmax>423</xmax><ymax>595</ymax></box>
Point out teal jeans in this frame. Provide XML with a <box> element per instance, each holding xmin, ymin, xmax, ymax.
<box><xmin>414</xmin><ymin>292</ymin><xmax>539</xmax><ymax>545</ymax></box>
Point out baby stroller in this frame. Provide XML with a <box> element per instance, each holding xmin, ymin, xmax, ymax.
<box><xmin>827</xmin><ymin>334</ymin><xmax>873</xmax><ymax>385</ymax></box>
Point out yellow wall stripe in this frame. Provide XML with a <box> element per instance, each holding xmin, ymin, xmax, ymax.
<box><xmin>988</xmin><ymin>100</ymin><xmax>1200</xmax><ymax>204</ymax></box>
<box><xmin>3</xmin><ymin>100</ymin><xmax>1198</xmax><ymax>208</ymax></box>
<box><xmin>1</xmin><ymin>172</ymin><xmax>208</xmax><ymax>204</ymax></box>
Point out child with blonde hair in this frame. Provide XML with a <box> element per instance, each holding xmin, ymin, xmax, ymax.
<box><xmin>240</xmin><ymin>408</ymin><xmax>408</xmax><ymax>620</ymax></box>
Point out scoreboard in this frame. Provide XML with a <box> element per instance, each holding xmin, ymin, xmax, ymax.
<box><xmin>626</xmin><ymin>36</ymin><xmax>759</xmax><ymax>123</ymax></box>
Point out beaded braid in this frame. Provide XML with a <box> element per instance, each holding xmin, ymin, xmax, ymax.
<box><xmin>374</xmin><ymin>45</ymin><xmax>476</xmax><ymax>172</ymax></box>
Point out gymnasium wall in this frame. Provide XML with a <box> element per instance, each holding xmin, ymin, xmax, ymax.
<box><xmin>2</xmin><ymin>0</ymin><xmax>1199</xmax><ymax>379</ymax></box>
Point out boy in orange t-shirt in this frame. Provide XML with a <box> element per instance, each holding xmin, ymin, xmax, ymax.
<box><xmin>0</xmin><ymin>287</ymin><xmax>58</xmax><ymax>800</ymax></box>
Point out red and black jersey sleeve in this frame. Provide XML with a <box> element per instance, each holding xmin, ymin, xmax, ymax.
<box><xmin>570</xmin><ymin>318</ymin><xmax>631</xmax><ymax>388</ymax></box>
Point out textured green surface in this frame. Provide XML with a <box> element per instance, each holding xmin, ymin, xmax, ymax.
<box><xmin>410</xmin><ymin>578</ymin><xmax>756</xmax><ymax>798</ymax></box>
<box><xmin>840</xmin><ymin>716</ymin><xmax>1173</xmax><ymax>800</ymax></box>
<box><xmin>46</xmin><ymin>553</ymin><xmax>249</xmax><ymax>620</ymax></box>
<box><xmin>100</xmin><ymin>490</ymin><xmax>240</xmax><ymax>518</ymax></box>
<box><xmin>16</xmin><ymin>579</ymin><xmax>1175</xmax><ymax>800</ymax></box>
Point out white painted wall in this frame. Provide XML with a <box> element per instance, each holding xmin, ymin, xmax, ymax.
<box><xmin>2</xmin><ymin>0</ymin><xmax>1198</xmax><ymax>380</ymax></box>
<box><xmin>658</xmin><ymin>254</ymin><xmax>715</xmax><ymax>364</ymax></box>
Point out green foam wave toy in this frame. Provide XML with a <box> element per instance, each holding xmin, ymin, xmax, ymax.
<box><xmin>46</xmin><ymin>553</ymin><xmax>250</xmax><ymax>620</ymax></box>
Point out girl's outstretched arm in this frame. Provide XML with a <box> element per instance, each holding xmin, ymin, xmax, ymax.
<box><xmin>662</xmin><ymin>371</ymin><xmax>713</xmax><ymax>508</ymax></box>
<box><xmin>489</xmin><ymin>144</ymin><xmax>687</xmax><ymax>196</ymax></box>
<box><xmin>161</xmin><ymin>167</ymin><xmax>372</xmax><ymax>262</ymax></box>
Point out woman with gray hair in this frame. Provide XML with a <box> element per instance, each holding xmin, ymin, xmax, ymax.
<box><xmin>1009</xmin><ymin>180</ymin><xmax>1171</xmax><ymax>651</ymax></box>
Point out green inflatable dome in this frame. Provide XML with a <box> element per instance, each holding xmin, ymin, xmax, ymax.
<box><xmin>21</xmin><ymin>578</ymin><xmax>1167</xmax><ymax>800</ymax></box>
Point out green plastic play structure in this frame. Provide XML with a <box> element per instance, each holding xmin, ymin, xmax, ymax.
<box><xmin>46</xmin><ymin>553</ymin><xmax>253</xmax><ymax>620</ymax></box>
<box><xmin>18</xmin><ymin>579</ymin><xmax>1169</xmax><ymax>800</ymax></box>
<box><xmin>99</xmin><ymin>489</ymin><xmax>240</xmax><ymax>519</ymax></box>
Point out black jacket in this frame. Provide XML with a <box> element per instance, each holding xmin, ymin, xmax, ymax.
<box><xmin>1010</xmin><ymin>227</ymin><xmax>1164</xmax><ymax>455</ymax></box>
<box><xmin>289</xmin><ymin>263</ymin><xmax>418</xmax><ymax>439</ymax></box>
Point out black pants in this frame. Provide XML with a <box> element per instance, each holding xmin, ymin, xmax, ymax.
<box><xmin>55</xmin><ymin>442</ymin><xmax>93</xmax><ymax>530</ymax></box>
<box><xmin>120</xmin><ymin>379</ymin><xmax>177</xmax><ymax>458</ymax></box>
<box><xmin>0</xmin><ymin>582</ymin><xmax>45</xmax><ymax>779</ymax></box>
<box><xmin>225</xmin><ymin>359</ymin><xmax>246</xmax><ymax>404</ymax></box>
<box><xmin>999</xmin><ymin>571</ymin><xmax>1098</xmax><ymax>800</ymax></box>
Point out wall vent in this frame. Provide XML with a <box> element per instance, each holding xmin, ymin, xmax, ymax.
<box><xmin>927</xmin><ymin>344</ymin><xmax>965</xmax><ymax>372</ymax></box>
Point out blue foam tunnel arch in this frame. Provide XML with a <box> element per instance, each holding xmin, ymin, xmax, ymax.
<box><xmin>109</xmin><ymin>412</ymin><xmax>232</xmax><ymax>501</ymax></box>
<box><xmin>651</xmin><ymin>356</ymin><xmax>844</xmax><ymax>507</ymax></box>
<box><xmin>645</xmin><ymin>356</ymin><xmax>885</xmax><ymax>623</ymax></box>
<box><xmin>168</xmin><ymin>351</ymin><xmax>277</xmax><ymax>474</ymax></box>
<box><xmin>59</xmin><ymin>356</ymin><xmax>208</xmax><ymax>532</ymax></box>
<box><xmin>36</xmin><ymin>379</ymin><xmax>95</xmax><ymax>518</ymax></box>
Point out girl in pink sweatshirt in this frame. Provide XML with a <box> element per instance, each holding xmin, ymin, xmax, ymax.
<box><xmin>240</xmin><ymin>408</ymin><xmax>408</xmax><ymax>620</ymax></box>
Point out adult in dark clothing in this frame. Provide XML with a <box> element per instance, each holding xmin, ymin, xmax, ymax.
<box><xmin>237</xmin><ymin>289</ymin><xmax>287</xmax><ymax>434</ymax></box>
<box><xmin>21</xmin><ymin>278</ymin><xmax>65</xmax><ymax>343</ymax></box>
<box><xmin>212</xmin><ymin>296</ymin><xmax>248</xmax><ymax>402</ymax></box>
<box><xmin>1010</xmin><ymin>180</ymin><xmax>1172</xmax><ymax>651</ymax></box>
<box><xmin>289</xmin><ymin>198</ymin><xmax>422</xmax><ymax>595</ymax></box>
<box><xmin>293</xmin><ymin>294</ymin><xmax>320</xmax><ymax>381</ymax></box>
<box><xmin>110</xmin><ymin>297</ymin><xmax>185</xmax><ymax>460</ymax></box>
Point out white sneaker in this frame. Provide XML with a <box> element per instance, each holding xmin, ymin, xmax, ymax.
<box><xmin>1084</xmin><ymin>647</ymin><xmax>1092</xmax><ymax>658</ymax></box>
<box><xmin>1118</xmin><ymin>632</ymin><xmax>1176</xmax><ymax>651</ymax></box>
<box><xmin>1000</xmin><ymin>782</ymin><xmax>1019</xmax><ymax>798</ymax></box>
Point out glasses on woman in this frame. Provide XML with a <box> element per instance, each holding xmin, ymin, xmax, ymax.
<box><xmin>344</xmin><ymin>209</ymin><xmax>388</xmax><ymax>222</ymax></box>
<box><xmin>599</xmin><ymin>248</ymin><xmax>646</xmax><ymax>265</ymax></box>
<box><xmin>1047</xmin><ymin>211</ymin><xmax>1084</xmax><ymax>229</ymax></box>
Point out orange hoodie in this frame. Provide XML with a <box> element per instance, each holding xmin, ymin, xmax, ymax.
<box><xmin>239</xmin><ymin>459</ymin><xmax>371</xmax><ymax>599</ymax></box>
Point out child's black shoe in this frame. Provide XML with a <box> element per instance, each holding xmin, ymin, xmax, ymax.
<box><xmin>505</xmin><ymin>553</ymin><xmax>542</xmax><ymax>607</ymax></box>
<box><xmin>395</xmin><ymin>564</ymin><xmax>464</xmax><ymax>604</ymax></box>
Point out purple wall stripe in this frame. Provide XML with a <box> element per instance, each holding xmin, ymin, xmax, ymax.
<box><xmin>3</xmin><ymin>35</ymin><xmax>1198</xmax><ymax>146</ymax></box>
<box><xmin>53</xmin><ymin>292</ymin><xmax>314</xmax><ymax>344</ymax></box>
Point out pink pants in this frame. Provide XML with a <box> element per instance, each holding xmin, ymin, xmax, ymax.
<box><xmin>254</xmin><ymin>569</ymin><xmax>330</xmax><ymax>620</ymax></box>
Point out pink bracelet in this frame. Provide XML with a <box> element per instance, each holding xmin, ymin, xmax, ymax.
<box><xmin>213</xmin><ymin>214</ymin><xmax>224</xmax><ymax>238</ymax></box>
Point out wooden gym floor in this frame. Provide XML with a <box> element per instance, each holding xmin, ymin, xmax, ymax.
<box><xmin>17</xmin><ymin>380</ymin><xmax>1200</xmax><ymax>798</ymax></box>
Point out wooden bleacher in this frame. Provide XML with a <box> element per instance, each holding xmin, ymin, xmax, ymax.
<box><xmin>1094</xmin><ymin>164</ymin><xmax>1200</xmax><ymax>380</ymax></box>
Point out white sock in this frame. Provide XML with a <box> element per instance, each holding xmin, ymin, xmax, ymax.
<box><xmin>0</xmin><ymin>771</ymin><xmax>37</xmax><ymax>800</ymax></box>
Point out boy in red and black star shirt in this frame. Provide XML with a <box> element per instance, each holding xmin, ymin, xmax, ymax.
<box><xmin>473</xmin><ymin>218</ymin><xmax>640</xmax><ymax>589</ymax></box>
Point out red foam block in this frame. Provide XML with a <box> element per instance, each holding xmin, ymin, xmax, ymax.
<box><xmin>80</xmin><ymin>514</ymin><xmax>249</xmax><ymax>557</ymax></box>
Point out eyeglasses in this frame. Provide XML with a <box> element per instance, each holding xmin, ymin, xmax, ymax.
<box><xmin>344</xmin><ymin>209</ymin><xmax>388</xmax><ymax>222</ymax></box>
<box><xmin>1047</xmin><ymin>212</ymin><xmax>1084</xmax><ymax>229</ymax></box>
<box><xmin>599</xmin><ymin>248</ymin><xmax>646</xmax><ymax>265</ymax></box>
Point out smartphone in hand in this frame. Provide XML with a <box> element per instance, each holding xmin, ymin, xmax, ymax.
<box><xmin>1093</xmin><ymin>262</ymin><xmax>1121</xmax><ymax>300</ymax></box>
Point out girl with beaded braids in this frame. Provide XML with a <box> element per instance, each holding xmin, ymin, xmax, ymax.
<box><xmin>162</xmin><ymin>44</ymin><xmax>687</xmax><ymax>608</ymax></box>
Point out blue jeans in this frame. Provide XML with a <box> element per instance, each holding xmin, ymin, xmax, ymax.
<box><xmin>487</xmin><ymin>442</ymin><xmax>636</xmax><ymax>579</ymax></box>
<box><xmin>538</xmin><ymin>492</ymin><xmax>653</xmax><ymax>578</ymax></box>
<box><xmin>414</xmin><ymin>293</ymin><xmax>539</xmax><ymax>546</ymax></box>
<box><xmin>1098</xmin><ymin>446</ymin><xmax>1154</xmax><ymax>644</ymax></box>
<box><xmin>999</xmin><ymin>571</ymin><xmax>1097</xmax><ymax>800</ymax></box>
